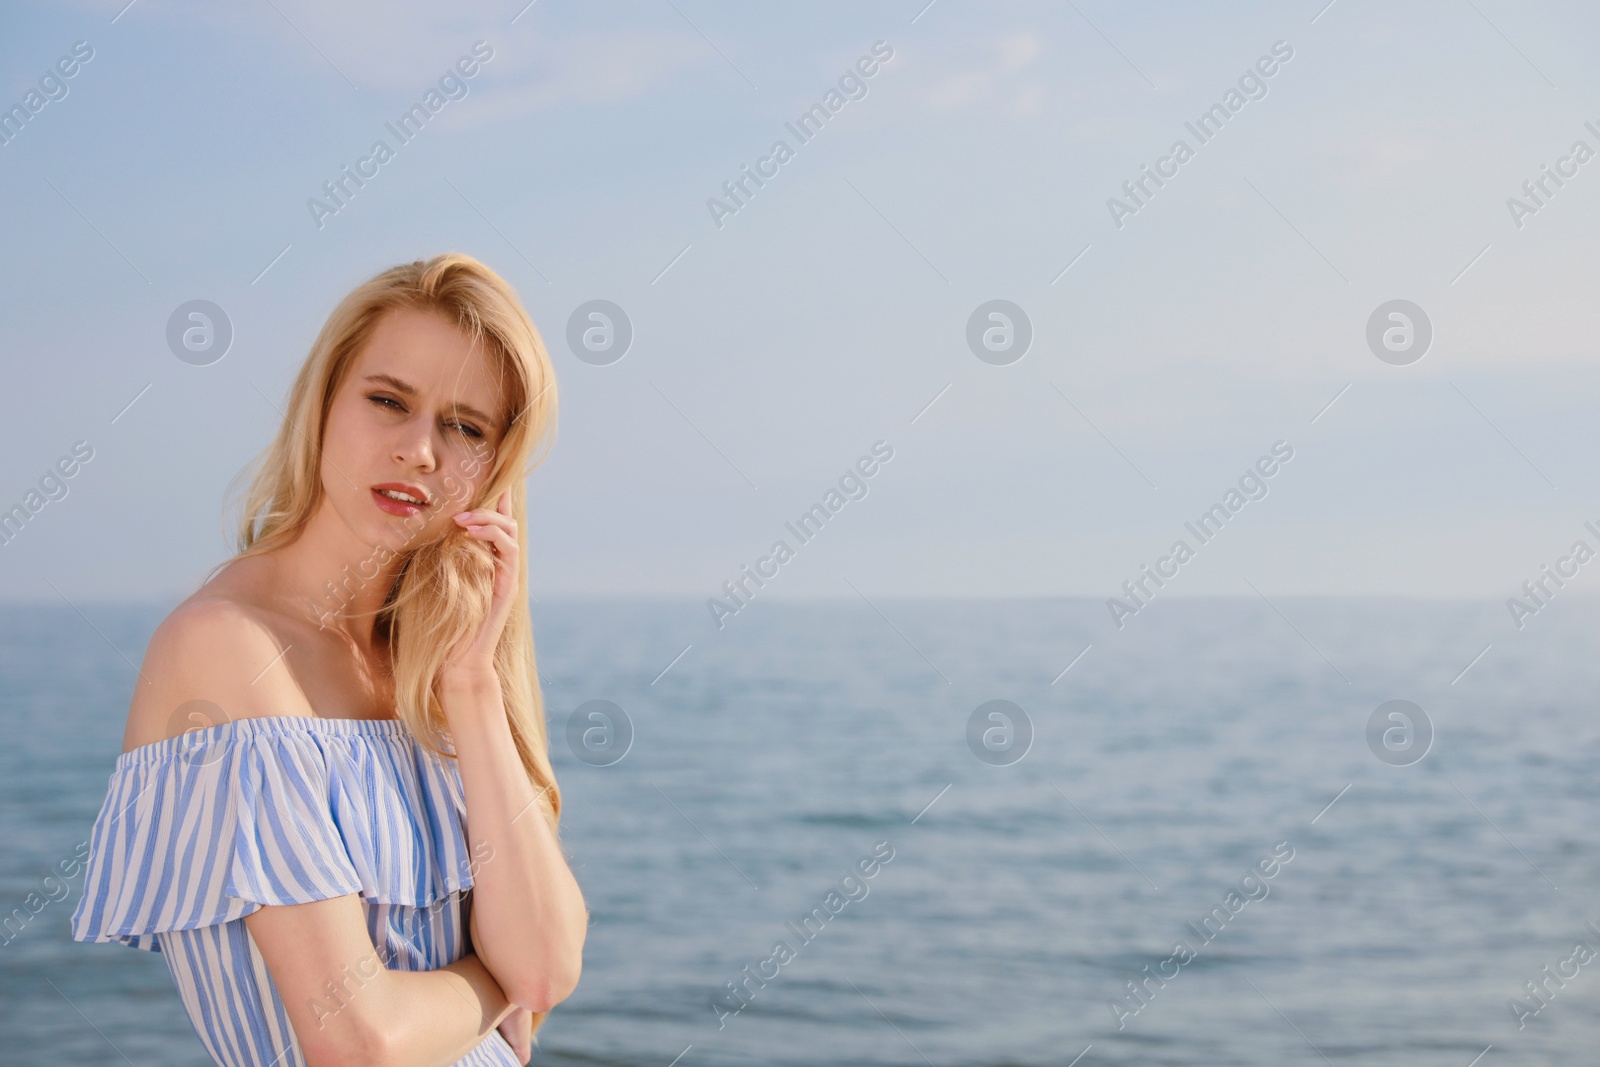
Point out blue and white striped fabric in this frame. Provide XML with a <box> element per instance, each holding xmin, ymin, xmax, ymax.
<box><xmin>70</xmin><ymin>715</ymin><xmax>522</xmax><ymax>1067</ymax></box>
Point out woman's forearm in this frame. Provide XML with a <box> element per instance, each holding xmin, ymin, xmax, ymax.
<box><xmin>362</xmin><ymin>951</ymin><xmax>517</xmax><ymax>1067</ymax></box>
<box><xmin>441</xmin><ymin>672</ymin><xmax>588</xmax><ymax>1009</ymax></box>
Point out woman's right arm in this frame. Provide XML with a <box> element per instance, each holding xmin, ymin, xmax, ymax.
<box><xmin>244</xmin><ymin>893</ymin><xmax>517</xmax><ymax>1067</ymax></box>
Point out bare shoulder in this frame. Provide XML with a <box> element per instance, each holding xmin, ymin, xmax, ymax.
<box><xmin>122</xmin><ymin>588</ymin><xmax>315</xmax><ymax>754</ymax></box>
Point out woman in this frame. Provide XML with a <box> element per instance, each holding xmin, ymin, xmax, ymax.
<box><xmin>70</xmin><ymin>253</ymin><xmax>588</xmax><ymax>1066</ymax></box>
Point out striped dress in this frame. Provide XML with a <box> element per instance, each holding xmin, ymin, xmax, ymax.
<box><xmin>70</xmin><ymin>714</ymin><xmax>523</xmax><ymax>1067</ymax></box>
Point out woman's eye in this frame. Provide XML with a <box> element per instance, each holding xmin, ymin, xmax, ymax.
<box><xmin>369</xmin><ymin>395</ymin><xmax>481</xmax><ymax>438</ymax></box>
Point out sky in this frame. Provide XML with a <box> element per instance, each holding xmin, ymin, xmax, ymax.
<box><xmin>4</xmin><ymin>0</ymin><xmax>1600</xmax><ymax>616</ymax></box>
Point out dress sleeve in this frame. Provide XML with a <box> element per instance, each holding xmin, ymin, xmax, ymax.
<box><xmin>70</xmin><ymin>725</ymin><xmax>367</xmax><ymax>952</ymax></box>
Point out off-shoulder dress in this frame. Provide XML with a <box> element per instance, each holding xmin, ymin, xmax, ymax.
<box><xmin>70</xmin><ymin>714</ymin><xmax>522</xmax><ymax>1067</ymax></box>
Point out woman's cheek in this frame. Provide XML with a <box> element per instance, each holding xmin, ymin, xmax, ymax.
<box><xmin>443</xmin><ymin>472</ymin><xmax>473</xmax><ymax>507</ymax></box>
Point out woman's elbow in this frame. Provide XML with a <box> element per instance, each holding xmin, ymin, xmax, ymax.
<box><xmin>509</xmin><ymin>959</ymin><xmax>582</xmax><ymax>1014</ymax></box>
<box><xmin>300</xmin><ymin>1016</ymin><xmax>389</xmax><ymax>1067</ymax></box>
<box><xmin>504</xmin><ymin>920</ymin><xmax>587</xmax><ymax>1012</ymax></box>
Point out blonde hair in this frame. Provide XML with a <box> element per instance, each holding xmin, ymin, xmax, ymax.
<box><xmin>206</xmin><ymin>253</ymin><xmax>564</xmax><ymax>1031</ymax></box>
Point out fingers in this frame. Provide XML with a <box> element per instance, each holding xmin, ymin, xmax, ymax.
<box><xmin>453</xmin><ymin>506</ymin><xmax>517</xmax><ymax>565</ymax></box>
<box><xmin>497</xmin><ymin>1007</ymin><xmax>533</xmax><ymax>1064</ymax></box>
<box><xmin>451</xmin><ymin>508</ymin><xmax>512</xmax><ymax>534</ymax></box>
<box><xmin>453</xmin><ymin>507</ymin><xmax>515</xmax><ymax>535</ymax></box>
<box><xmin>460</xmin><ymin>523</ymin><xmax>516</xmax><ymax>558</ymax></box>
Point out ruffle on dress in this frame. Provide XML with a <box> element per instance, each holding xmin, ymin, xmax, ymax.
<box><xmin>70</xmin><ymin>715</ymin><xmax>475</xmax><ymax>953</ymax></box>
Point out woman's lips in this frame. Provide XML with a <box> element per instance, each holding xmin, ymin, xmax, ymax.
<box><xmin>371</xmin><ymin>487</ymin><xmax>424</xmax><ymax>516</ymax></box>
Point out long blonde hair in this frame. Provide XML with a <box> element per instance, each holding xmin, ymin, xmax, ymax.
<box><xmin>207</xmin><ymin>252</ymin><xmax>562</xmax><ymax>835</ymax></box>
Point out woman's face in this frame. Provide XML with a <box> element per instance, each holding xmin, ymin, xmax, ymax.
<box><xmin>319</xmin><ymin>305</ymin><xmax>508</xmax><ymax>553</ymax></box>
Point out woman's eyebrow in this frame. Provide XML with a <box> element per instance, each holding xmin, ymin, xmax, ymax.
<box><xmin>364</xmin><ymin>373</ymin><xmax>496</xmax><ymax>427</ymax></box>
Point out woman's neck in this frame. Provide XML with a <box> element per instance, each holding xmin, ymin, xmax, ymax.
<box><xmin>264</xmin><ymin>515</ymin><xmax>409</xmax><ymax>648</ymax></box>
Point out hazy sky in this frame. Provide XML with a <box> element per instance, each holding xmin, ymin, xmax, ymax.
<box><xmin>5</xmin><ymin>0</ymin><xmax>1600</xmax><ymax>616</ymax></box>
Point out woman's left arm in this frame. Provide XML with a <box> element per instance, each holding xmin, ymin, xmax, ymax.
<box><xmin>442</xmin><ymin>671</ymin><xmax>587</xmax><ymax>1012</ymax></box>
<box><xmin>440</xmin><ymin>491</ymin><xmax>589</xmax><ymax>1013</ymax></box>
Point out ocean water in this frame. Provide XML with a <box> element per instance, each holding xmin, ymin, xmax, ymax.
<box><xmin>4</xmin><ymin>595</ymin><xmax>1600</xmax><ymax>1066</ymax></box>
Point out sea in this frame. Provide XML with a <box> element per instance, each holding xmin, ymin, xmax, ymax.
<box><xmin>4</xmin><ymin>595</ymin><xmax>1600</xmax><ymax>1066</ymax></box>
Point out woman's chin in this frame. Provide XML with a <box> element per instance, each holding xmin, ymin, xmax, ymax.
<box><xmin>366</xmin><ymin>517</ymin><xmax>427</xmax><ymax>553</ymax></box>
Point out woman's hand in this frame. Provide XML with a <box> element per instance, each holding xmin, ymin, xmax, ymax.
<box><xmin>497</xmin><ymin>1006</ymin><xmax>534</xmax><ymax>1064</ymax></box>
<box><xmin>441</xmin><ymin>489</ymin><xmax>518</xmax><ymax>681</ymax></box>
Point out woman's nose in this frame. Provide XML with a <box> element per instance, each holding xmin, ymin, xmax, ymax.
<box><xmin>395</xmin><ymin>427</ymin><xmax>436</xmax><ymax>470</ymax></box>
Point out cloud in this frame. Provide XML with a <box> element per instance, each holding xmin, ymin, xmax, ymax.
<box><xmin>37</xmin><ymin>0</ymin><xmax>707</xmax><ymax>117</ymax></box>
<box><xmin>900</xmin><ymin>31</ymin><xmax>1044</xmax><ymax>115</ymax></box>
<box><xmin>451</xmin><ymin>28</ymin><xmax>710</xmax><ymax>128</ymax></box>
